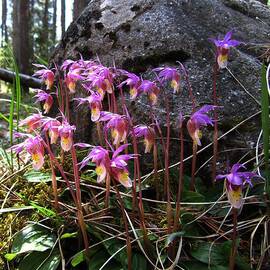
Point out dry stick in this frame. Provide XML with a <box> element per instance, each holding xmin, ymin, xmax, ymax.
<box><xmin>212</xmin><ymin>60</ymin><xmax>219</xmax><ymax>184</ymax></box>
<box><xmin>229</xmin><ymin>207</ymin><xmax>238</xmax><ymax>270</ymax></box>
<box><xmin>111</xmin><ymin>178</ymin><xmax>132</xmax><ymax>270</ymax></box>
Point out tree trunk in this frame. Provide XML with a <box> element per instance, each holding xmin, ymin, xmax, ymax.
<box><xmin>61</xmin><ymin>0</ymin><xmax>66</xmax><ymax>38</ymax></box>
<box><xmin>40</xmin><ymin>0</ymin><xmax>49</xmax><ymax>58</ymax></box>
<box><xmin>73</xmin><ymin>0</ymin><xmax>87</xmax><ymax>20</ymax></box>
<box><xmin>1</xmin><ymin>0</ymin><xmax>8</xmax><ymax>45</ymax></box>
<box><xmin>13</xmin><ymin>0</ymin><xmax>31</xmax><ymax>78</ymax></box>
<box><xmin>52</xmin><ymin>0</ymin><xmax>57</xmax><ymax>44</ymax></box>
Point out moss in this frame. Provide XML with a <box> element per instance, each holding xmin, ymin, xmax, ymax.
<box><xmin>0</xmin><ymin>171</ymin><xmax>53</xmax><ymax>268</ymax></box>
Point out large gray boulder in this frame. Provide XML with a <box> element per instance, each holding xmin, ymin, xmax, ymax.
<box><xmin>51</xmin><ymin>0</ymin><xmax>270</xmax><ymax>168</ymax></box>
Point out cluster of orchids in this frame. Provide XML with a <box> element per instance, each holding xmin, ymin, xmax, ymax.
<box><xmin>12</xmin><ymin>30</ymin><xmax>259</xmax><ymax>214</ymax></box>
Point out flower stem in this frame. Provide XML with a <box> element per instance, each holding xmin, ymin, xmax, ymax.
<box><xmin>105</xmin><ymin>174</ymin><xmax>111</xmax><ymax>208</ymax></box>
<box><xmin>45</xmin><ymin>134</ymin><xmax>59</xmax><ymax>210</ymax></box>
<box><xmin>111</xmin><ymin>178</ymin><xmax>132</xmax><ymax>270</ymax></box>
<box><xmin>212</xmin><ymin>61</ymin><xmax>218</xmax><ymax>184</ymax></box>
<box><xmin>165</xmin><ymin>97</ymin><xmax>172</xmax><ymax>234</ymax></box>
<box><xmin>153</xmin><ymin>140</ymin><xmax>159</xmax><ymax>200</ymax></box>
<box><xmin>229</xmin><ymin>207</ymin><xmax>238</xmax><ymax>270</ymax></box>
<box><xmin>71</xmin><ymin>144</ymin><xmax>89</xmax><ymax>257</ymax></box>
<box><xmin>190</xmin><ymin>142</ymin><xmax>197</xmax><ymax>191</ymax></box>
<box><xmin>173</xmin><ymin>125</ymin><xmax>184</xmax><ymax>232</ymax></box>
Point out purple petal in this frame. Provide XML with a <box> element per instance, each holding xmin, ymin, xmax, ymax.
<box><xmin>223</xmin><ymin>31</ymin><xmax>233</xmax><ymax>42</ymax></box>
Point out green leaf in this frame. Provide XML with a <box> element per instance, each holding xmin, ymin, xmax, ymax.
<box><xmin>261</xmin><ymin>64</ymin><xmax>270</xmax><ymax>194</ymax></box>
<box><xmin>24</xmin><ymin>171</ymin><xmax>61</xmax><ymax>183</ymax></box>
<box><xmin>11</xmin><ymin>224</ymin><xmax>56</xmax><ymax>255</ymax></box>
<box><xmin>191</xmin><ymin>242</ymin><xmax>229</xmax><ymax>266</ymax></box>
<box><xmin>19</xmin><ymin>249</ymin><xmax>61</xmax><ymax>270</ymax></box>
<box><xmin>4</xmin><ymin>253</ymin><xmax>17</xmax><ymax>261</ymax></box>
<box><xmin>181</xmin><ymin>261</ymin><xmax>227</xmax><ymax>270</ymax></box>
<box><xmin>71</xmin><ymin>250</ymin><xmax>85</xmax><ymax>267</ymax></box>
<box><xmin>103</xmin><ymin>239</ymin><xmax>127</xmax><ymax>267</ymax></box>
<box><xmin>165</xmin><ymin>231</ymin><xmax>185</xmax><ymax>247</ymax></box>
<box><xmin>131</xmin><ymin>253</ymin><xmax>147</xmax><ymax>270</ymax></box>
<box><xmin>0</xmin><ymin>111</ymin><xmax>9</xmax><ymax>123</ymax></box>
<box><xmin>88</xmin><ymin>249</ymin><xmax>122</xmax><ymax>270</ymax></box>
<box><xmin>60</xmin><ymin>232</ymin><xmax>78</xmax><ymax>239</ymax></box>
<box><xmin>182</xmin><ymin>190</ymin><xmax>205</xmax><ymax>202</ymax></box>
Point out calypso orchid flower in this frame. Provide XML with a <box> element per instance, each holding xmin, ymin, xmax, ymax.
<box><xmin>74</xmin><ymin>91</ymin><xmax>103</xmax><ymax>122</ymax></box>
<box><xmin>19</xmin><ymin>113</ymin><xmax>42</xmax><ymax>132</ymax></box>
<box><xmin>33</xmin><ymin>64</ymin><xmax>55</xmax><ymax>90</ymax></box>
<box><xmin>65</xmin><ymin>70</ymin><xmax>83</xmax><ymax>94</ymax></box>
<box><xmin>78</xmin><ymin>144</ymin><xmax>134</xmax><ymax>188</ymax></box>
<box><xmin>216</xmin><ymin>164</ymin><xmax>260</xmax><ymax>209</ymax></box>
<box><xmin>81</xmin><ymin>146</ymin><xmax>111</xmax><ymax>183</ymax></box>
<box><xmin>58</xmin><ymin>118</ymin><xmax>76</xmax><ymax>151</ymax></box>
<box><xmin>34</xmin><ymin>90</ymin><xmax>53</xmax><ymax>114</ymax></box>
<box><xmin>12</xmin><ymin>134</ymin><xmax>45</xmax><ymax>170</ymax></box>
<box><xmin>99</xmin><ymin>112</ymin><xmax>129</xmax><ymax>146</ymax></box>
<box><xmin>187</xmin><ymin>105</ymin><xmax>217</xmax><ymax>146</ymax></box>
<box><xmin>119</xmin><ymin>71</ymin><xmax>141</xmax><ymax>100</ymax></box>
<box><xmin>133</xmin><ymin>125</ymin><xmax>155</xmax><ymax>153</ymax></box>
<box><xmin>210</xmin><ymin>31</ymin><xmax>241</xmax><ymax>69</ymax></box>
<box><xmin>154</xmin><ymin>67</ymin><xmax>181</xmax><ymax>93</ymax></box>
<box><xmin>110</xmin><ymin>144</ymin><xmax>135</xmax><ymax>188</ymax></box>
<box><xmin>42</xmin><ymin>118</ymin><xmax>61</xmax><ymax>144</ymax></box>
<box><xmin>138</xmin><ymin>80</ymin><xmax>160</xmax><ymax>105</ymax></box>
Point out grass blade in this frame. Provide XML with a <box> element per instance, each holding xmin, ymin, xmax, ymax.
<box><xmin>261</xmin><ymin>64</ymin><xmax>270</xmax><ymax>195</ymax></box>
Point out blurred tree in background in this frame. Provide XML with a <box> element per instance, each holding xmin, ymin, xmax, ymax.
<box><xmin>0</xmin><ymin>0</ymin><xmax>89</xmax><ymax>93</ymax></box>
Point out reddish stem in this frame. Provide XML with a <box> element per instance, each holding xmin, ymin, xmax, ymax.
<box><xmin>43</xmin><ymin>141</ymin><xmax>77</xmax><ymax>203</ymax></box>
<box><xmin>190</xmin><ymin>142</ymin><xmax>197</xmax><ymax>191</ymax></box>
<box><xmin>165</xmin><ymin>97</ymin><xmax>172</xmax><ymax>234</ymax></box>
<box><xmin>229</xmin><ymin>208</ymin><xmax>238</xmax><ymax>270</ymax></box>
<box><xmin>105</xmin><ymin>174</ymin><xmax>111</xmax><ymax>208</ymax></box>
<box><xmin>71</xmin><ymin>144</ymin><xmax>89</xmax><ymax>255</ymax></box>
<box><xmin>179</xmin><ymin>63</ymin><xmax>196</xmax><ymax>112</ymax></box>
<box><xmin>173</xmin><ymin>125</ymin><xmax>184</xmax><ymax>232</ymax></box>
<box><xmin>212</xmin><ymin>61</ymin><xmax>219</xmax><ymax>183</ymax></box>
<box><xmin>45</xmin><ymin>134</ymin><xmax>59</xmax><ymax>210</ymax></box>
<box><xmin>111</xmin><ymin>178</ymin><xmax>132</xmax><ymax>270</ymax></box>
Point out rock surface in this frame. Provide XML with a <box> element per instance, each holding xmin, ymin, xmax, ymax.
<box><xmin>51</xmin><ymin>0</ymin><xmax>270</xmax><ymax>167</ymax></box>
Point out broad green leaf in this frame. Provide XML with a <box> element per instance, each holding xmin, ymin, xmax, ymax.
<box><xmin>181</xmin><ymin>261</ymin><xmax>227</xmax><ymax>270</ymax></box>
<box><xmin>71</xmin><ymin>250</ymin><xmax>85</xmax><ymax>267</ymax></box>
<box><xmin>19</xmin><ymin>249</ymin><xmax>61</xmax><ymax>270</ymax></box>
<box><xmin>88</xmin><ymin>249</ymin><xmax>123</xmax><ymax>270</ymax></box>
<box><xmin>24</xmin><ymin>171</ymin><xmax>61</xmax><ymax>183</ymax></box>
<box><xmin>103</xmin><ymin>239</ymin><xmax>127</xmax><ymax>266</ymax></box>
<box><xmin>4</xmin><ymin>253</ymin><xmax>17</xmax><ymax>261</ymax></box>
<box><xmin>191</xmin><ymin>242</ymin><xmax>229</xmax><ymax>266</ymax></box>
<box><xmin>131</xmin><ymin>253</ymin><xmax>147</xmax><ymax>270</ymax></box>
<box><xmin>182</xmin><ymin>190</ymin><xmax>205</xmax><ymax>202</ymax></box>
<box><xmin>11</xmin><ymin>225</ymin><xmax>56</xmax><ymax>255</ymax></box>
